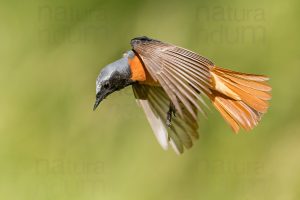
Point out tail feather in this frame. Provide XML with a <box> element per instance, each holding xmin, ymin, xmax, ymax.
<box><xmin>219</xmin><ymin>71</ymin><xmax>271</xmax><ymax>92</ymax></box>
<box><xmin>215</xmin><ymin>67</ymin><xmax>270</xmax><ymax>82</ymax></box>
<box><xmin>209</xmin><ymin>66</ymin><xmax>271</xmax><ymax>133</ymax></box>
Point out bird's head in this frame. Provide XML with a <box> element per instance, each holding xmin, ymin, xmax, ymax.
<box><xmin>93</xmin><ymin>51</ymin><xmax>135</xmax><ymax>110</ymax></box>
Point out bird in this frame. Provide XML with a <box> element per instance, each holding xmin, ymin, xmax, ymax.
<box><xmin>93</xmin><ymin>36</ymin><xmax>272</xmax><ymax>154</ymax></box>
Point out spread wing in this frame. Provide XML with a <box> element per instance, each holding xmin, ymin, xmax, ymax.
<box><xmin>133</xmin><ymin>84</ymin><xmax>199</xmax><ymax>154</ymax></box>
<box><xmin>131</xmin><ymin>36</ymin><xmax>214</xmax><ymax>119</ymax></box>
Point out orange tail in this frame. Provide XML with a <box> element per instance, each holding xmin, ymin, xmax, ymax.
<box><xmin>208</xmin><ymin>66</ymin><xmax>272</xmax><ymax>133</ymax></box>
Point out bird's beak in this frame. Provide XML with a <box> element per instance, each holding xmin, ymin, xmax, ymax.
<box><xmin>93</xmin><ymin>84</ymin><xmax>114</xmax><ymax>111</ymax></box>
<box><xmin>93</xmin><ymin>91</ymin><xmax>105</xmax><ymax>111</ymax></box>
<box><xmin>93</xmin><ymin>97</ymin><xmax>101</xmax><ymax>111</ymax></box>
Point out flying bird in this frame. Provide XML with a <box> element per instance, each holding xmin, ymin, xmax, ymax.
<box><xmin>93</xmin><ymin>36</ymin><xmax>271</xmax><ymax>154</ymax></box>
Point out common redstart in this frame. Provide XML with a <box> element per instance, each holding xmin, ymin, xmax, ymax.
<box><xmin>94</xmin><ymin>36</ymin><xmax>271</xmax><ymax>154</ymax></box>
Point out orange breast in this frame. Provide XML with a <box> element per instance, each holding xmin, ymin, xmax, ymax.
<box><xmin>128</xmin><ymin>55</ymin><xmax>159</xmax><ymax>86</ymax></box>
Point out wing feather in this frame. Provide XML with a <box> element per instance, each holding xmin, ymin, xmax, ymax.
<box><xmin>131</xmin><ymin>37</ymin><xmax>213</xmax><ymax>118</ymax></box>
<box><xmin>164</xmin><ymin>58</ymin><xmax>211</xmax><ymax>94</ymax></box>
<box><xmin>133</xmin><ymin>84</ymin><xmax>199</xmax><ymax>154</ymax></box>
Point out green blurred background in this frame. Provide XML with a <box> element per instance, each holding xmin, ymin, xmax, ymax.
<box><xmin>1</xmin><ymin>0</ymin><xmax>300</xmax><ymax>199</ymax></box>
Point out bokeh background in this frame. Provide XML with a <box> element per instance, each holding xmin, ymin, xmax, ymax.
<box><xmin>1</xmin><ymin>0</ymin><xmax>300</xmax><ymax>199</ymax></box>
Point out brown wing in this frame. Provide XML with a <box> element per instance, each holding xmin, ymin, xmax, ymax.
<box><xmin>131</xmin><ymin>36</ymin><xmax>213</xmax><ymax>119</ymax></box>
<box><xmin>133</xmin><ymin>84</ymin><xmax>199</xmax><ymax>154</ymax></box>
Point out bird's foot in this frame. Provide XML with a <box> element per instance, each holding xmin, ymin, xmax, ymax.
<box><xmin>166</xmin><ymin>102</ymin><xmax>176</xmax><ymax>127</ymax></box>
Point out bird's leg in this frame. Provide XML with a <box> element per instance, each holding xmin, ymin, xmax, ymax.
<box><xmin>166</xmin><ymin>102</ymin><xmax>176</xmax><ymax>127</ymax></box>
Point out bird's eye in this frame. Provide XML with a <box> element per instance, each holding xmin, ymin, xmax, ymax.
<box><xmin>103</xmin><ymin>82</ymin><xmax>109</xmax><ymax>89</ymax></box>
